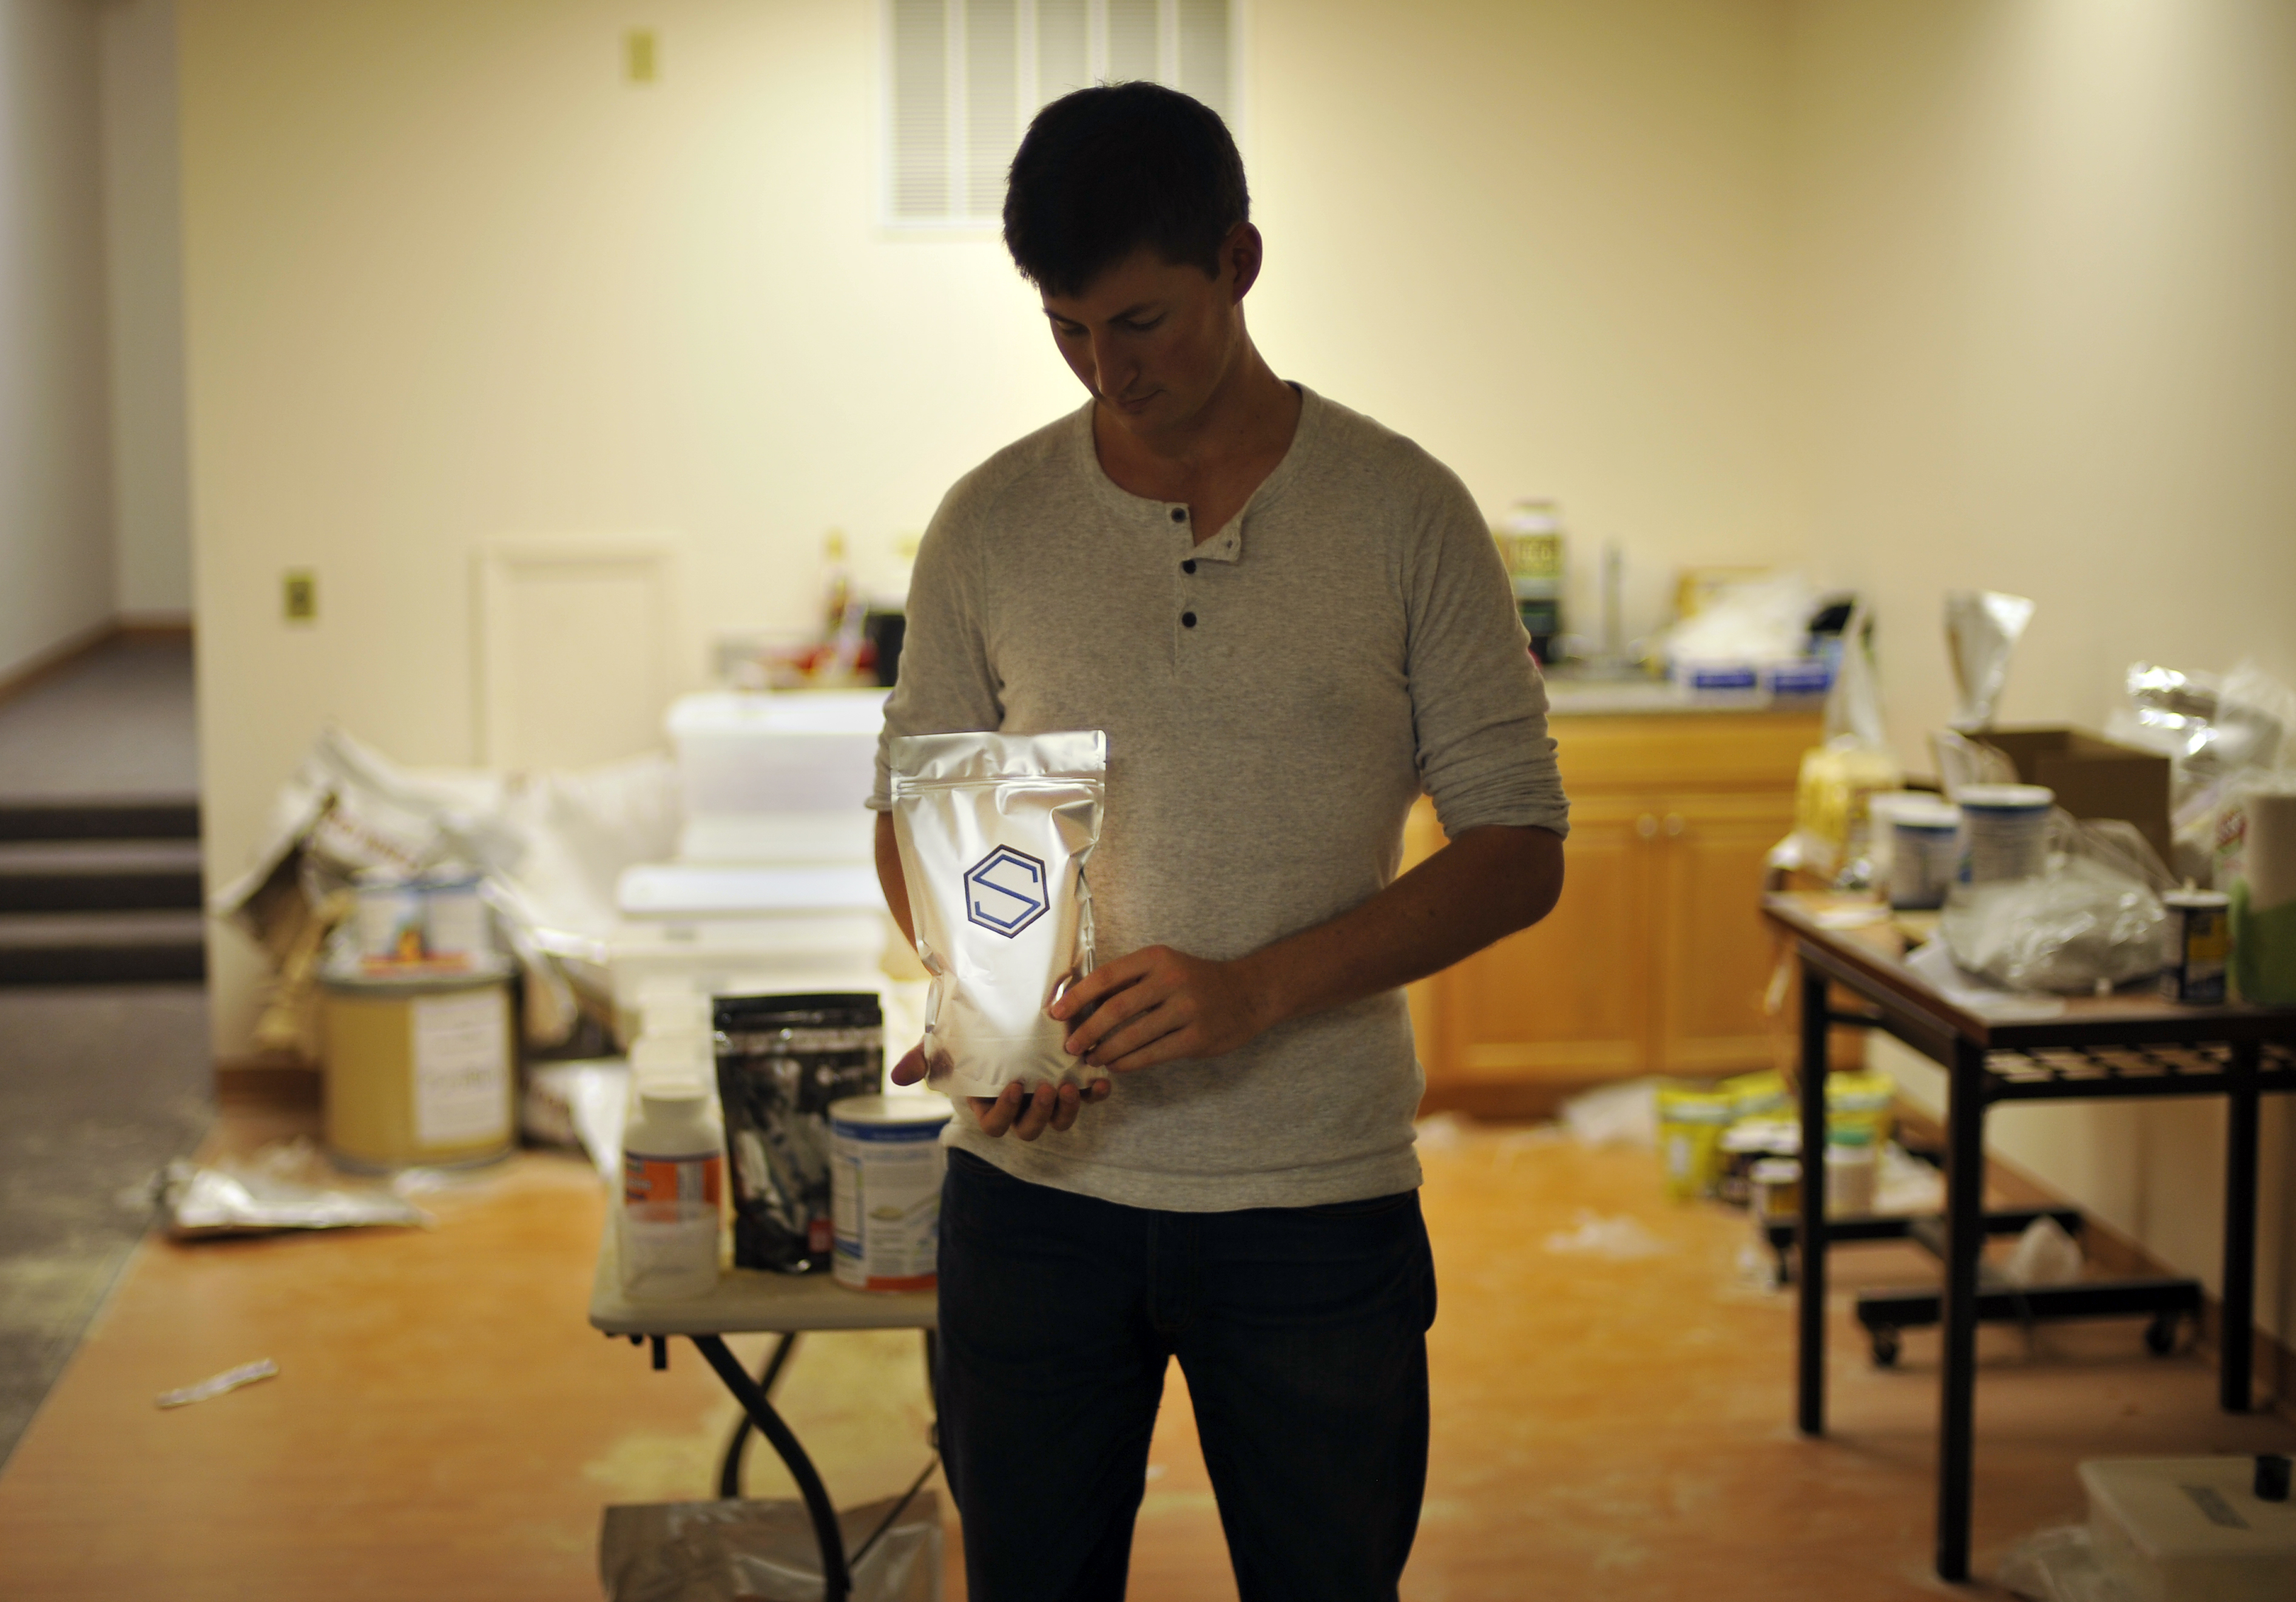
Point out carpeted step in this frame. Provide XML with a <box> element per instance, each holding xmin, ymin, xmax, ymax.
<box><xmin>0</xmin><ymin>797</ymin><xmax>200</xmax><ymax>843</ymax></box>
<box><xmin>0</xmin><ymin>910</ymin><xmax>208</xmax><ymax>984</ymax></box>
<box><xmin>0</xmin><ymin>840</ymin><xmax>204</xmax><ymax>913</ymax></box>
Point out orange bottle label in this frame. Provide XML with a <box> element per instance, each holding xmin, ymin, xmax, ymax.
<box><xmin>623</xmin><ymin>1152</ymin><xmax>721</xmax><ymax>1209</ymax></box>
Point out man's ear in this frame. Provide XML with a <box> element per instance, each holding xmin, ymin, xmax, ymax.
<box><xmin>1225</xmin><ymin>223</ymin><xmax>1264</xmax><ymax>303</ymax></box>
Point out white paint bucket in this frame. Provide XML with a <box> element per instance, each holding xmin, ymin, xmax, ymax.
<box><xmin>1956</xmin><ymin>783</ymin><xmax>2053</xmax><ymax>884</ymax></box>
<box><xmin>1888</xmin><ymin>799</ymin><xmax>1962</xmax><ymax>910</ymax></box>
<box><xmin>828</xmin><ymin>1093</ymin><xmax>954</xmax><ymax>1292</ymax></box>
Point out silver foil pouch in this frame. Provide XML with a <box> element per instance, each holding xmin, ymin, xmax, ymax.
<box><xmin>888</xmin><ymin>731</ymin><xmax>1106</xmax><ymax>1097</ymax></box>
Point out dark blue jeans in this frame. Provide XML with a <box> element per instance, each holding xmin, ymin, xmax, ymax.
<box><xmin>936</xmin><ymin>1148</ymin><xmax>1437</xmax><ymax>1602</ymax></box>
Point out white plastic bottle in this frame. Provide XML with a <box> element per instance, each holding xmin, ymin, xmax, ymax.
<box><xmin>619</xmin><ymin>1052</ymin><xmax>724</xmax><ymax>1302</ymax></box>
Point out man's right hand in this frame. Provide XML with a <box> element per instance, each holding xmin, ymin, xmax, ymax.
<box><xmin>888</xmin><ymin>1043</ymin><xmax>1112</xmax><ymax>1141</ymax></box>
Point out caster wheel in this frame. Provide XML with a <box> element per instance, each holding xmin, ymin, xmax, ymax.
<box><xmin>1871</xmin><ymin>1327</ymin><xmax>1901</xmax><ymax>1368</ymax></box>
<box><xmin>2144</xmin><ymin>1313</ymin><xmax>2178</xmax><ymax>1356</ymax></box>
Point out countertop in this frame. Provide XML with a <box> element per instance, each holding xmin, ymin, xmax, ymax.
<box><xmin>1541</xmin><ymin>672</ymin><xmax>1826</xmax><ymax>718</ymax></box>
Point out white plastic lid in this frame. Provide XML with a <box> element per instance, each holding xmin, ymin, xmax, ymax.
<box><xmin>1891</xmin><ymin>799</ymin><xmax>1962</xmax><ymax>830</ymax></box>
<box><xmin>630</xmin><ymin>1033</ymin><xmax>711</xmax><ymax>1081</ymax></box>
<box><xmin>1956</xmin><ymin>783</ymin><xmax>2054</xmax><ymax>812</ymax></box>
<box><xmin>829</xmin><ymin>1092</ymin><xmax>955</xmax><ymax>1128</ymax></box>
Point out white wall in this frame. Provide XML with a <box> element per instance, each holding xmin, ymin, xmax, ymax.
<box><xmin>178</xmin><ymin>0</ymin><xmax>1801</xmax><ymax>1055</ymax></box>
<box><xmin>98</xmin><ymin>0</ymin><xmax>193</xmax><ymax>623</ymax></box>
<box><xmin>0</xmin><ymin>0</ymin><xmax>115</xmax><ymax>680</ymax></box>
<box><xmin>1789</xmin><ymin>0</ymin><xmax>2296</xmax><ymax>1343</ymax></box>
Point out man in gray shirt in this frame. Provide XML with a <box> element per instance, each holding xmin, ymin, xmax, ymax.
<box><xmin>870</xmin><ymin>83</ymin><xmax>1566</xmax><ymax>1601</ymax></box>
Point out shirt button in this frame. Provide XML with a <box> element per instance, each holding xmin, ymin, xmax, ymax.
<box><xmin>1181</xmin><ymin>611</ymin><xmax>1198</xmax><ymax>628</ymax></box>
<box><xmin>1169</xmin><ymin>507</ymin><xmax>1187</xmax><ymax>523</ymax></box>
<box><xmin>1181</xmin><ymin>560</ymin><xmax>1197</xmax><ymax>575</ymax></box>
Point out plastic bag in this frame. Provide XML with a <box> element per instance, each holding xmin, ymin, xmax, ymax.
<box><xmin>2104</xmin><ymin>659</ymin><xmax>2296</xmax><ymax>885</ymax></box>
<box><xmin>1944</xmin><ymin>589</ymin><xmax>2035</xmax><ymax>731</ymax></box>
<box><xmin>1940</xmin><ymin>814</ymin><xmax>2173</xmax><ymax>993</ymax></box>
<box><xmin>1996</xmin><ymin>1523</ymin><xmax>2138</xmax><ymax>1602</ymax></box>
<box><xmin>1768</xmin><ymin>600</ymin><xmax>1903</xmax><ymax>884</ymax></box>
<box><xmin>599</xmin><ymin>1491</ymin><xmax>940</xmax><ymax>1602</ymax></box>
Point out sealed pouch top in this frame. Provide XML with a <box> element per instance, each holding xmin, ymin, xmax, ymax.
<box><xmin>888</xmin><ymin>731</ymin><xmax>1107</xmax><ymax>1098</ymax></box>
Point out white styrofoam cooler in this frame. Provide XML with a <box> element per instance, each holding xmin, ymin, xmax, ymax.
<box><xmin>667</xmin><ymin>689</ymin><xmax>887</xmax><ymax>863</ymax></box>
<box><xmin>2081</xmin><ymin>1457</ymin><xmax>2296</xmax><ymax>1601</ymax></box>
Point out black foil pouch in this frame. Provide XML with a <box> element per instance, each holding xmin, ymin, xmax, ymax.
<box><xmin>714</xmin><ymin>992</ymin><xmax>883</xmax><ymax>1274</ymax></box>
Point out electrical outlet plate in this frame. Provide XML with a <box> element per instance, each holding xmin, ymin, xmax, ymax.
<box><xmin>283</xmin><ymin>570</ymin><xmax>317</xmax><ymax>623</ymax></box>
<box><xmin>626</xmin><ymin>29</ymin><xmax>657</xmax><ymax>83</ymax></box>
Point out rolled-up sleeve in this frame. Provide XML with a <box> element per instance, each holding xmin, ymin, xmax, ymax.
<box><xmin>1403</xmin><ymin>474</ymin><xmax>1569</xmax><ymax>840</ymax></box>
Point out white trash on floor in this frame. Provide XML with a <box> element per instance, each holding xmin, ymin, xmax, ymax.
<box><xmin>1559</xmin><ymin>1079</ymin><xmax>1660</xmax><ymax>1150</ymax></box>
<box><xmin>1542</xmin><ymin>1209</ymin><xmax>1672</xmax><ymax>1261</ymax></box>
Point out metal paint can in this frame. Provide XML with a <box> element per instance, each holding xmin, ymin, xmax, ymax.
<box><xmin>828</xmin><ymin>1093</ymin><xmax>953</xmax><ymax>1292</ymax></box>
<box><xmin>2161</xmin><ymin>888</ymin><xmax>2231</xmax><ymax>1005</ymax></box>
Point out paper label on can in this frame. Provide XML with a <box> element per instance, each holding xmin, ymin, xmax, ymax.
<box><xmin>832</xmin><ymin>1123</ymin><xmax>946</xmax><ymax>1291</ymax></box>
<box><xmin>411</xmin><ymin>989</ymin><xmax>510</xmax><ymax>1146</ymax></box>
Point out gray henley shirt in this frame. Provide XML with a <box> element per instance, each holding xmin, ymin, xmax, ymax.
<box><xmin>869</xmin><ymin>385</ymin><xmax>1568</xmax><ymax>1211</ymax></box>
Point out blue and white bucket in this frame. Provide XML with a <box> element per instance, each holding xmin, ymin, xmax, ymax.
<box><xmin>1956</xmin><ymin>783</ymin><xmax>2053</xmax><ymax>884</ymax></box>
<box><xmin>828</xmin><ymin>1094</ymin><xmax>954</xmax><ymax>1292</ymax></box>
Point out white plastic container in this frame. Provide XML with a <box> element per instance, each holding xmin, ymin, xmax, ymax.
<box><xmin>619</xmin><ymin>1063</ymin><xmax>724</xmax><ymax>1302</ymax></box>
<box><xmin>353</xmin><ymin>868</ymin><xmax>425</xmax><ymax>964</ymax></box>
<box><xmin>1824</xmin><ymin>1126</ymin><xmax>1877</xmax><ymax>1215</ymax></box>
<box><xmin>828</xmin><ymin>1094</ymin><xmax>954</xmax><ymax>1292</ymax></box>
<box><xmin>666</xmin><ymin>689</ymin><xmax>888</xmax><ymax>864</ymax></box>
<box><xmin>1957</xmin><ymin>783</ymin><xmax>2054</xmax><ymax>884</ymax></box>
<box><xmin>2081</xmin><ymin>1456</ymin><xmax>2296</xmax><ymax>1601</ymax></box>
<box><xmin>1889</xmin><ymin>799</ymin><xmax>1963</xmax><ymax>910</ymax></box>
<box><xmin>419</xmin><ymin>865</ymin><xmax>492</xmax><ymax>962</ymax></box>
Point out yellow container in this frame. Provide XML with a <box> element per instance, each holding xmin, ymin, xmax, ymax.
<box><xmin>321</xmin><ymin>964</ymin><xmax>516</xmax><ymax>1171</ymax></box>
<box><xmin>1658</xmin><ymin>1083</ymin><xmax>1735</xmax><ymax>1202</ymax></box>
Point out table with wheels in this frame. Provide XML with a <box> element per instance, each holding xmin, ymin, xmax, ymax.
<box><xmin>1763</xmin><ymin>893</ymin><xmax>2296</xmax><ymax>1583</ymax></box>
<box><xmin>589</xmin><ymin>1225</ymin><xmax>937</xmax><ymax>1602</ymax></box>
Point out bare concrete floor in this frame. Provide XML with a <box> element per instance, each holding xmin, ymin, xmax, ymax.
<box><xmin>1</xmin><ymin>1109</ymin><xmax>2289</xmax><ymax>1600</ymax></box>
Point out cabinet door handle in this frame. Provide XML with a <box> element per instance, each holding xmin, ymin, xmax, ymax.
<box><xmin>1636</xmin><ymin>813</ymin><xmax>1659</xmax><ymax>840</ymax></box>
<box><xmin>1664</xmin><ymin>813</ymin><xmax>1686</xmax><ymax>838</ymax></box>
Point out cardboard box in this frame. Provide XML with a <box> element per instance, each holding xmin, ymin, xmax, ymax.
<box><xmin>1983</xmin><ymin>726</ymin><xmax>2173</xmax><ymax>867</ymax></box>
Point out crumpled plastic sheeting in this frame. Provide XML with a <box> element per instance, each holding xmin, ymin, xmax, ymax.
<box><xmin>211</xmin><ymin>725</ymin><xmax>682</xmax><ymax>1047</ymax></box>
<box><xmin>160</xmin><ymin>1152</ymin><xmax>430</xmax><ymax>1239</ymax></box>
<box><xmin>599</xmin><ymin>1492</ymin><xmax>940</xmax><ymax>1602</ymax></box>
<box><xmin>1942</xmin><ymin>856</ymin><xmax>2167</xmax><ymax>994</ymax></box>
<box><xmin>1996</xmin><ymin>1524</ymin><xmax>2138</xmax><ymax>1602</ymax></box>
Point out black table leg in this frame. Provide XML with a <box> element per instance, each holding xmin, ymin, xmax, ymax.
<box><xmin>1797</xmin><ymin>954</ymin><xmax>1830</xmax><ymax>1436</ymax></box>
<box><xmin>1936</xmin><ymin>1036</ymin><xmax>1987</xmax><ymax>1583</ymax></box>
<box><xmin>2221</xmin><ymin>1039</ymin><xmax>2261</xmax><ymax>1414</ymax></box>
<box><xmin>717</xmin><ymin>1331</ymin><xmax>802</xmax><ymax>1498</ymax></box>
<box><xmin>693</xmin><ymin>1333</ymin><xmax>851</xmax><ymax>1602</ymax></box>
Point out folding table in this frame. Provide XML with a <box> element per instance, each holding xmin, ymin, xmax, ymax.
<box><xmin>1764</xmin><ymin>893</ymin><xmax>2296</xmax><ymax>1582</ymax></box>
<box><xmin>590</xmin><ymin>1224</ymin><xmax>937</xmax><ymax>1602</ymax></box>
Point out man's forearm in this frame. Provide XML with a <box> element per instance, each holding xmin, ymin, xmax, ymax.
<box><xmin>1233</xmin><ymin>825</ymin><xmax>1564</xmax><ymax>1037</ymax></box>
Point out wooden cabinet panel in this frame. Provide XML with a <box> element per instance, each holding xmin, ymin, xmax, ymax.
<box><xmin>1406</xmin><ymin>709</ymin><xmax>1818</xmax><ymax>1101</ymax></box>
<box><xmin>1652</xmin><ymin>793</ymin><xmax>1798</xmax><ymax>1074</ymax></box>
<box><xmin>1434</xmin><ymin>798</ymin><xmax>1649</xmax><ymax>1082</ymax></box>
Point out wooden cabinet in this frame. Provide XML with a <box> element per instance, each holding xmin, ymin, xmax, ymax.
<box><xmin>1407</xmin><ymin>711</ymin><xmax>1818</xmax><ymax>1114</ymax></box>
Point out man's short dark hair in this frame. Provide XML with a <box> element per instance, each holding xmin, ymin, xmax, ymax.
<box><xmin>1003</xmin><ymin>83</ymin><xmax>1249</xmax><ymax>299</ymax></box>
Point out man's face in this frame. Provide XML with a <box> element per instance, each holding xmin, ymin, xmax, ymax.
<box><xmin>1039</xmin><ymin>235</ymin><xmax>1251</xmax><ymax>443</ymax></box>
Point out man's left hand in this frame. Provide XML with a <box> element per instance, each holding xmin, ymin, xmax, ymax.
<box><xmin>1049</xmin><ymin>946</ymin><xmax>1270</xmax><ymax>1073</ymax></box>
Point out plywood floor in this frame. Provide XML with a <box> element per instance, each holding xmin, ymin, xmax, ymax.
<box><xmin>2</xmin><ymin>1106</ymin><xmax>2291</xmax><ymax>1600</ymax></box>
